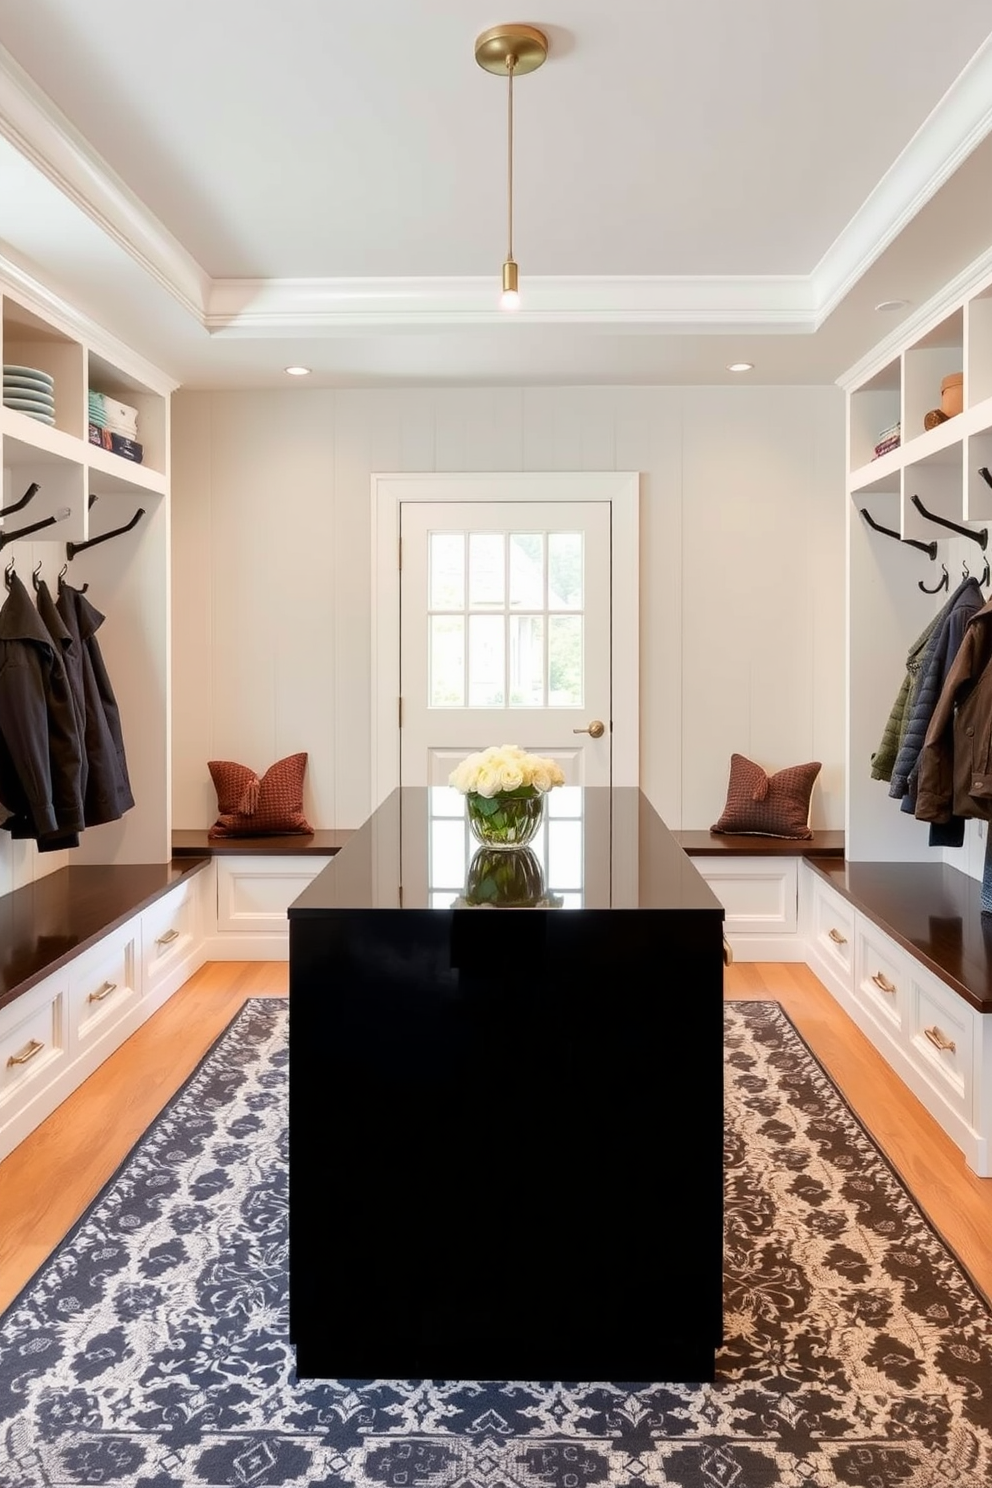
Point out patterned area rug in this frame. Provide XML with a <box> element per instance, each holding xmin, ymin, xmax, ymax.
<box><xmin>1</xmin><ymin>998</ymin><xmax>991</xmax><ymax>1488</ymax></box>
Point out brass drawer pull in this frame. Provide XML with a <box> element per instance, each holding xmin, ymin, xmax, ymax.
<box><xmin>871</xmin><ymin>971</ymin><xmax>896</xmax><ymax>994</ymax></box>
<box><xmin>828</xmin><ymin>927</ymin><xmax>848</xmax><ymax>945</ymax></box>
<box><xmin>925</xmin><ymin>1025</ymin><xmax>956</xmax><ymax>1054</ymax></box>
<box><xmin>156</xmin><ymin>928</ymin><xmax>180</xmax><ymax>947</ymax></box>
<box><xmin>88</xmin><ymin>980</ymin><xmax>117</xmax><ymax>1004</ymax></box>
<box><xmin>7</xmin><ymin>1038</ymin><xmax>44</xmax><ymax>1068</ymax></box>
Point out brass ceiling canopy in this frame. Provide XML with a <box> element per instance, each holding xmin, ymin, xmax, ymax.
<box><xmin>474</xmin><ymin>24</ymin><xmax>548</xmax><ymax>76</ymax></box>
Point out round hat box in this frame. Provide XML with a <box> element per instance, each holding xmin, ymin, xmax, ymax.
<box><xmin>941</xmin><ymin>372</ymin><xmax>964</xmax><ymax>418</ymax></box>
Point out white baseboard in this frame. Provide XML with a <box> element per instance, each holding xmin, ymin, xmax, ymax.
<box><xmin>202</xmin><ymin>934</ymin><xmax>289</xmax><ymax>961</ymax></box>
<box><xmin>725</xmin><ymin>933</ymin><xmax>807</xmax><ymax>962</ymax></box>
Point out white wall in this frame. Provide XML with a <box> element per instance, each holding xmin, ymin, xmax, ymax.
<box><xmin>169</xmin><ymin>383</ymin><xmax>845</xmax><ymax>832</ymax></box>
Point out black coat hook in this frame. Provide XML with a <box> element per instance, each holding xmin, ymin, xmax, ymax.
<box><xmin>66</xmin><ymin>507</ymin><xmax>144</xmax><ymax>562</ymax></box>
<box><xmin>31</xmin><ymin>561</ymin><xmax>43</xmax><ymax>592</ymax></box>
<box><xmin>861</xmin><ymin>507</ymin><xmax>938</xmax><ymax>559</ymax></box>
<box><xmin>910</xmin><ymin>493</ymin><xmax>988</xmax><ymax>548</ymax></box>
<box><xmin>0</xmin><ymin>482</ymin><xmax>40</xmax><ymax>520</ymax></box>
<box><xmin>0</xmin><ymin>506</ymin><xmax>71</xmax><ymax>552</ymax></box>
<box><xmin>919</xmin><ymin>562</ymin><xmax>949</xmax><ymax>594</ymax></box>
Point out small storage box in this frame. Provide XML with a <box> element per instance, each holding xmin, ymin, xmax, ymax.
<box><xmin>941</xmin><ymin>372</ymin><xmax>964</xmax><ymax>417</ymax></box>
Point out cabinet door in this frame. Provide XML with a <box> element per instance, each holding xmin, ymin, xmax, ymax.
<box><xmin>0</xmin><ymin>972</ymin><xmax>68</xmax><ymax>1163</ymax></box>
<box><xmin>69</xmin><ymin>923</ymin><xmax>140</xmax><ymax>1052</ymax></box>
<box><xmin>809</xmin><ymin>868</ymin><xmax>856</xmax><ymax>988</ymax></box>
<box><xmin>853</xmin><ymin>914</ymin><xmax>907</xmax><ymax>1038</ymax></box>
<box><xmin>694</xmin><ymin>856</ymin><xmax>798</xmax><ymax>934</ymax></box>
<box><xmin>142</xmin><ymin>877</ymin><xmax>201</xmax><ymax>995</ymax></box>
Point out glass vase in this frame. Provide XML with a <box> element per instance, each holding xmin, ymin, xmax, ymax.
<box><xmin>465</xmin><ymin>847</ymin><xmax>546</xmax><ymax>907</ymax></box>
<box><xmin>466</xmin><ymin>789</ymin><xmax>544</xmax><ymax>849</ymax></box>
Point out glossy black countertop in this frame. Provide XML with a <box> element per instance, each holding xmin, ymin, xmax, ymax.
<box><xmin>289</xmin><ymin>787</ymin><xmax>724</xmax><ymax>915</ymax></box>
<box><xmin>807</xmin><ymin>857</ymin><xmax>992</xmax><ymax>1014</ymax></box>
<box><xmin>0</xmin><ymin>859</ymin><xmax>210</xmax><ymax>1012</ymax></box>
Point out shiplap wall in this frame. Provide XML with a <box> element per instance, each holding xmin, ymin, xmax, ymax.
<box><xmin>170</xmin><ymin>383</ymin><xmax>845</xmax><ymax>831</ymax></box>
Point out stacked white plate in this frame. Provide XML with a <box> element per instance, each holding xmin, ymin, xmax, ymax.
<box><xmin>3</xmin><ymin>364</ymin><xmax>56</xmax><ymax>425</ymax></box>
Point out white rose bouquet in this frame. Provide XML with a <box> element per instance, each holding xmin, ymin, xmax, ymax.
<box><xmin>450</xmin><ymin>744</ymin><xmax>565</xmax><ymax>848</ymax></box>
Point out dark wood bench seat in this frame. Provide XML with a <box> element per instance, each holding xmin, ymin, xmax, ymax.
<box><xmin>171</xmin><ymin>829</ymin><xmax>352</xmax><ymax>857</ymax></box>
<box><xmin>0</xmin><ymin>859</ymin><xmax>210</xmax><ymax>1013</ymax></box>
<box><xmin>675</xmin><ymin>829</ymin><xmax>845</xmax><ymax>857</ymax></box>
<box><xmin>806</xmin><ymin>857</ymin><xmax>992</xmax><ymax>1014</ymax></box>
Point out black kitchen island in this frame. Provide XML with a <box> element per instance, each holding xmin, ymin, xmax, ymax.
<box><xmin>288</xmin><ymin>786</ymin><xmax>725</xmax><ymax>1382</ymax></box>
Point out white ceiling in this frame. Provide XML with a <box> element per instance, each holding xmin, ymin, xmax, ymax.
<box><xmin>1</xmin><ymin>1</ymin><xmax>992</xmax><ymax>389</ymax></box>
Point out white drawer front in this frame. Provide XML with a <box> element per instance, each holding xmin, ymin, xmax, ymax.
<box><xmin>69</xmin><ymin>928</ymin><xmax>139</xmax><ymax>1048</ymax></box>
<box><xmin>854</xmin><ymin>918</ymin><xmax>906</xmax><ymax>1036</ymax></box>
<box><xmin>811</xmin><ymin>879</ymin><xmax>855</xmax><ymax>987</ymax></box>
<box><xmin>909</xmin><ymin>972</ymin><xmax>975</xmax><ymax>1121</ymax></box>
<box><xmin>694</xmin><ymin>857</ymin><xmax>797</xmax><ymax>935</ymax></box>
<box><xmin>142</xmin><ymin>879</ymin><xmax>198</xmax><ymax>990</ymax></box>
<box><xmin>0</xmin><ymin>978</ymin><xmax>66</xmax><ymax>1112</ymax></box>
<box><xmin>216</xmin><ymin>856</ymin><xmax>328</xmax><ymax>935</ymax></box>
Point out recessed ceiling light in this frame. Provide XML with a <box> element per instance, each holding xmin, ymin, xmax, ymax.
<box><xmin>874</xmin><ymin>299</ymin><xmax>910</xmax><ymax>313</ymax></box>
<box><xmin>727</xmin><ymin>362</ymin><xmax>754</xmax><ymax>373</ymax></box>
<box><xmin>284</xmin><ymin>365</ymin><xmax>311</xmax><ymax>376</ymax></box>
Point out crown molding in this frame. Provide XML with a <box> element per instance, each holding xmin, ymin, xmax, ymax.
<box><xmin>3</xmin><ymin>34</ymin><xmax>992</xmax><ymax>342</ymax></box>
<box><xmin>812</xmin><ymin>33</ymin><xmax>992</xmax><ymax>324</ymax></box>
<box><xmin>0</xmin><ymin>249</ymin><xmax>179</xmax><ymax>394</ymax></box>
<box><xmin>836</xmin><ymin>240</ymin><xmax>992</xmax><ymax>392</ymax></box>
<box><xmin>0</xmin><ymin>43</ymin><xmax>210</xmax><ymax>323</ymax></box>
<box><xmin>205</xmin><ymin>274</ymin><xmax>817</xmax><ymax>333</ymax></box>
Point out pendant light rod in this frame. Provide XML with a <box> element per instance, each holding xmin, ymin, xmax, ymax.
<box><xmin>507</xmin><ymin>54</ymin><xmax>515</xmax><ymax>263</ymax></box>
<box><xmin>476</xmin><ymin>24</ymin><xmax>548</xmax><ymax>308</ymax></box>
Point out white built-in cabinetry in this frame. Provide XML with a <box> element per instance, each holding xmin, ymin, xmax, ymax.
<box><xmin>847</xmin><ymin>273</ymin><xmax>992</xmax><ymax>870</ymax></box>
<box><xmin>0</xmin><ymin>868</ymin><xmax>207</xmax><ymax>1163</ymax></box>
<box><xmin>0</xmin><ymin>281</ymin><xmax>174</xmax><ymax>875</ymax></box>
<box><xmin>0</xmin><ymin>271</ymin><xmax>189</xmax><ymax>1159</ymax></box>
<box><xmin>802</xmin><ymin>864</ymin><xmax>992</xmax><ymax>1176</ymax></box>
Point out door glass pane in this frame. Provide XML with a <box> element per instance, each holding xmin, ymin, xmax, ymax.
<box><xmin>469</xmin><ymin>533</ymin><xmax>504</xmax><ymax>607</ymax></box>
<box><xmin>509</xmin><ymin>533</ymin><xmax>544</xmax><ymax>608</ymax></box>
<box><xmin>548</xmin><ymin>533</ymin><xmax>582</xmax><ymax>610</ymax></box>
<box><xmin>509</xmin><ymin>615</ymin><xmax>545</xmax><ymax>706</ymax></box>
<box><xmin>548</xmin><ymin>614</ymin><xmax>583</xmax><ymax>707</ymax></box>
<box><xmin>468</xmin><ymin>615</ymin><xmax>505</xmax><ymax>706</ymax></box>
<box><xmin>430</xmin><ymin>616</ymin><xmax>465</xmax><ymax>706</ymax></box>
<box><xmin>430</xmin><ymin>533</ymin><xmax>464</xmax><ymax>609</ymax></box>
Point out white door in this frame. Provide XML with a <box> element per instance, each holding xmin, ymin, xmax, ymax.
<box><xmin>400</xmin><ymin>501</ymin><xmax>612</xmax><ymax>787</ymax></box>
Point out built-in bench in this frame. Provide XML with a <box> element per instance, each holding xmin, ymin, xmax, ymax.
<box><xmin>0</xmin><ymin>858</ymin><xmax>211</xmax><ymax>1162</ymax></box>
<box><xmin>1</xmin><ymin>859</ymin><xmax>209</xmax><ymax>1013</ymax></box>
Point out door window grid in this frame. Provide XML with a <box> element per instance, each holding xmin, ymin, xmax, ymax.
<box><xmin>429</xmin><ymin>530</ymin><xmax>584</xmax><ymax>709</ymax></box>
<box><xmin>428</xmin><ymin>785</ymin><xmax>584</xmax><ymax>908</ymax></box>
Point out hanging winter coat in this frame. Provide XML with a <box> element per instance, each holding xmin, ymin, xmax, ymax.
<box><xmin>916</xmin><ymin>597</ymin><xmax>992</xmax><ymax>824</ymax></box>
<box><xmin>55</xmin><ymin>580</ymin><xmax>134</xmax><ymax>826</ymax></box>
<box><xmin>0</xmin><ymin>572</ymin><xmax>85</xmax><ymax>847</ymax></box>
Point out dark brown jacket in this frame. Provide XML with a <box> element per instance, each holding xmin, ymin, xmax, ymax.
<box><xmin>0</xmin><ymin>572</ymin><xmax>85</xmax><ymax>844</ymax></box>
<box><xmin>915</xmin><ymin>597</ymin><xmax>992</xmax><ymax>824</ymax></box>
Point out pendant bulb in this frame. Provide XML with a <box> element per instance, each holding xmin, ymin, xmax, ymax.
<box><xmin>501</xmin><ymin>258</ymin><xmax>520</xmax><ymax>311</ymax></box>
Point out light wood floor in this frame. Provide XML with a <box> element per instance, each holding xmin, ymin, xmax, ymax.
<box><xmin>0</xmin><ymin>958</ymin><xmax>990</xmax><ymax>1315</ymax></box>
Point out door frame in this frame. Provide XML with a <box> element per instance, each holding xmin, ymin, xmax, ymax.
<box><xmin>370</xmin><ymin>471</ymin><xmax>640</xmax><ymax>806</ymax></box>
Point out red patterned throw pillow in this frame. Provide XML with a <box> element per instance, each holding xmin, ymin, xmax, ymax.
<box><xmin>207</xmin><ymin>753</ymin><xmax>314</xmax><ymax>838</ymax></box>
<box><xmin>710</xmin><ymin>753</ymin><xmax>821</xmax><ymax>840</ymax></box>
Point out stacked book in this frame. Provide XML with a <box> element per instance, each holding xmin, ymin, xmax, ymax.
<box><xmin>88</xmin><ymin>389</ymin><xmax>143</xmax><ymax>463</ymax></box>
<box><xmin>872</xmin><ymin>420</ymin><xmax>901</xmax><ymax>460</ymax></box>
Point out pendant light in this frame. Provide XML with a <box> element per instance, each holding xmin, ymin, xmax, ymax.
<box><xmin>475</xmin><ymin>24</ymin><xmax>548</xmax><ymax>311</ymax></box>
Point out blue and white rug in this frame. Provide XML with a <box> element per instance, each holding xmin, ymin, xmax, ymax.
<box><xmin>1</xmin><ymin>998</ymin><xmax>991</xmax><ymax>1488</ymax></box>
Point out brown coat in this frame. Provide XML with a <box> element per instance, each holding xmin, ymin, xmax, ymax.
<box><xmin>915</xmin><ymin>597</ymin><xmax>992</xmax><ymax>824</ymax></box>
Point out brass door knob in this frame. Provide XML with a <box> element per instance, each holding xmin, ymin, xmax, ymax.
<box><xmin>573</xmin><ymin>720</ymin><xmax>606</xmax><ymax>738</ymax></box>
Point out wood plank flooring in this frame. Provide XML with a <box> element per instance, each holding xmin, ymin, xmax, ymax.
<box><xmin>0</xmin><ymin>958</ymin><xmax>990</xmax><ymax>1316</ymax></box>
